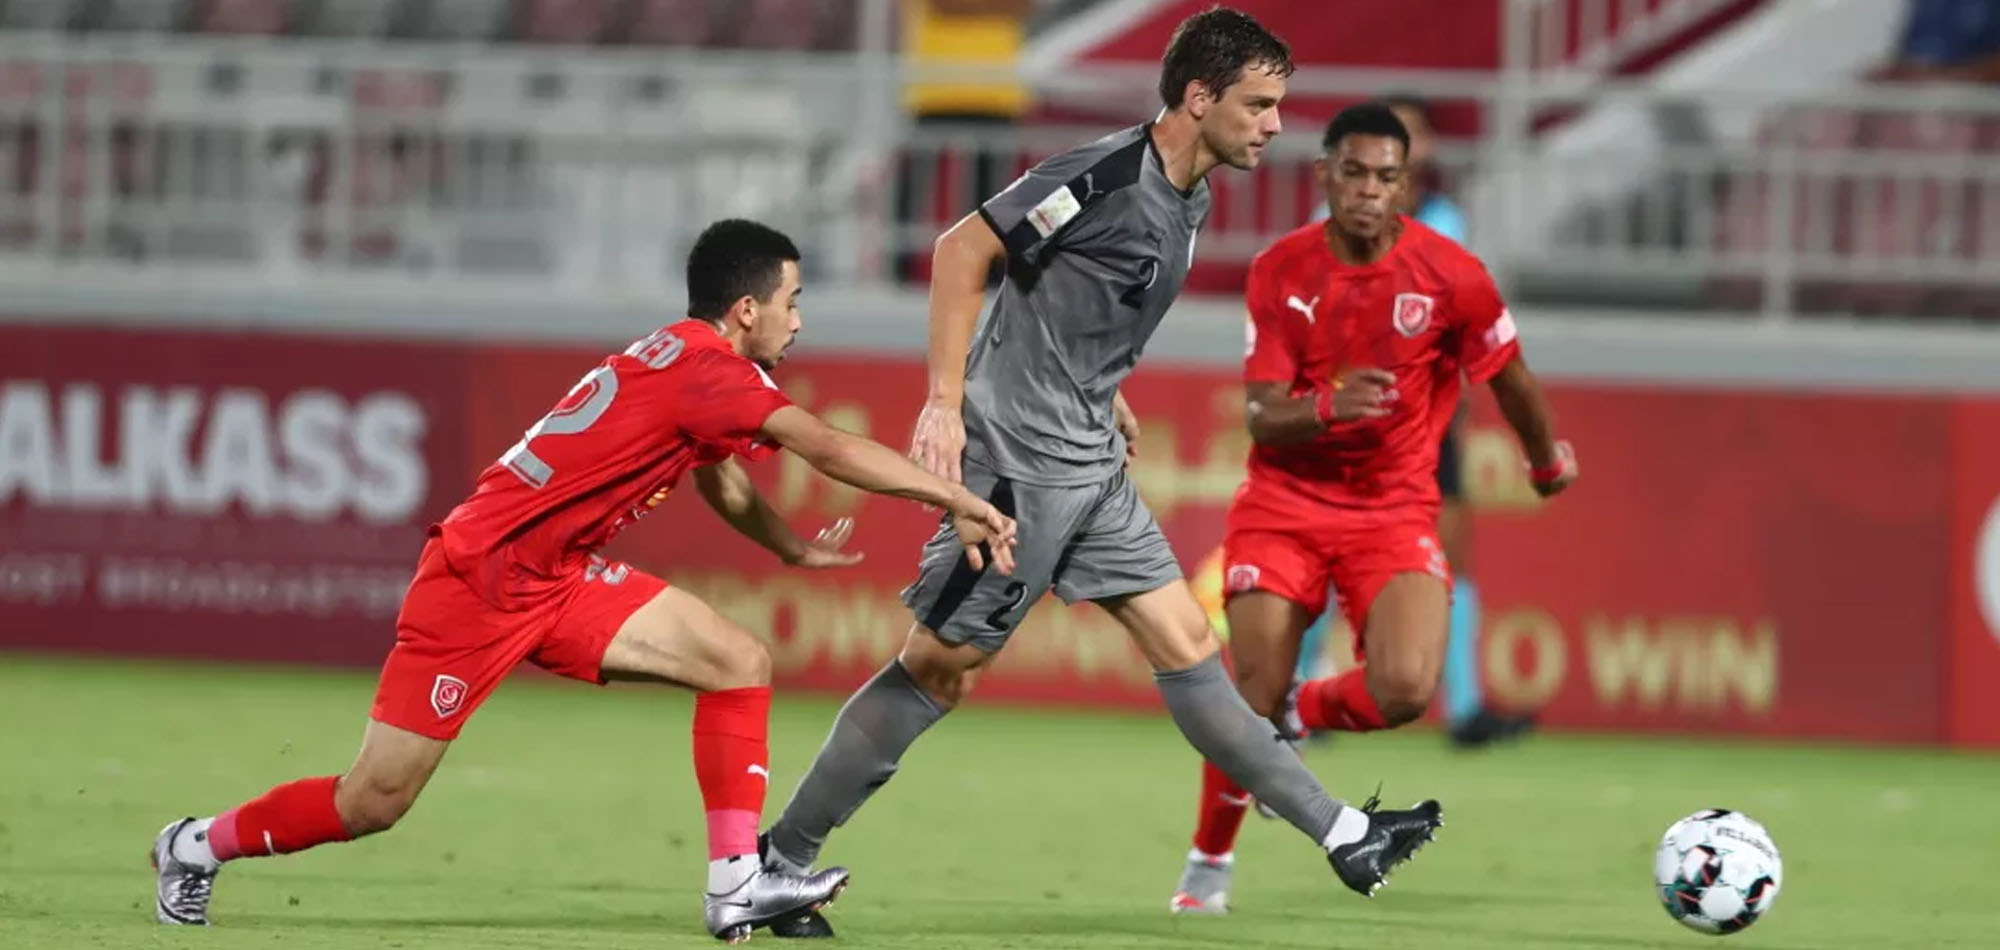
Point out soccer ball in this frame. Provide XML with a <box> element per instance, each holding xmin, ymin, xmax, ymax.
<box><xmin>1652</xmin><ymin>808</ymin><xmax>1783</xmax><ymax>935</ymax></box>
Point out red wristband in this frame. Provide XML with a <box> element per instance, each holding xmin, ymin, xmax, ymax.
<box><xmin>1529</xmin><ymin>440</ymin><xmax>1573</xmax><ymax>483</ymax></box>
<box><xmin>1313</xmin><ymin>387</ymin><xmax>1337</xmax><ymax>427</ymax></box>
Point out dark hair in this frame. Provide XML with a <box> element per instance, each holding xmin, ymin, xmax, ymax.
<box><xmin>1321</xmin><ymin>102</ymin><xmax>1410</xmax><ymax>156</ymax></box>
<box><xmin>1158</xmin><ymin>6</ymin><xmax>1294</xmax><ymax>109</ymax></box>
<box><xmin>1376</xmin><ymin>92</ymin><xmax>1434</xmax><ymax>125</ymax></box>
<box><xmin>685</xmin><ymin>219</ymin><xmax>800</xmax><ymax>320</ymax></box>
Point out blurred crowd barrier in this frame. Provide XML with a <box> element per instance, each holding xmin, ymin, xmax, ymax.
<box><xmin>0</xmin><ymin>10</ymin><xmax>1997</xmax><ymax>322</ymax></box>
<box><xmin>3</xmin><ymin>324</ymin><xmax>1998</xmax><ymax>748</ymax></box>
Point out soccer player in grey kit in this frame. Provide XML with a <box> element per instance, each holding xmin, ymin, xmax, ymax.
<box><xmin>757</xmin><ymin>8</ymin><xmax>1444</xmax><ymax>932</ymax></box>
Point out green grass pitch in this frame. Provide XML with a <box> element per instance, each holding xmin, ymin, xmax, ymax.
<box><xmin>2</xmin><ymin>654</ymin><xmax>1996</xmax><ymax>949</ymax></box>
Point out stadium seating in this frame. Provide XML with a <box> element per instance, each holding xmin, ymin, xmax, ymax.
<box><xmin>0</xmin><ymin>0</ymin><xmax>1993</xmax><ymax>320</ymax></box>
<box><xmin>1706</xmin><ymin>99</ymin><xmax>2000</xmax><ymax>319</ymax></box>
<box><xmin>0</xmin><ymin>0</ymin><xmax>866</xmax><ymax>47</ymax></box>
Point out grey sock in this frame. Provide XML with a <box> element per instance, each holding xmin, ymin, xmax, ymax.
<box><xmin>1156</xmin><ymin>653</ymin><xmax>1344</xmax><ymax>842</ymax></box>
<box><xmin>765</xmin><ymin>660</ymin><xmax>945</xmax><ymax>868</ymax></box>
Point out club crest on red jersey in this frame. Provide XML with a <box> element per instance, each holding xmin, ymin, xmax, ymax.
<box><xmin>1392</xmin><ymin>293</ymin><xmax>1435</xmax><ymax>338</ymax></box>
<box><xmin>431</xmin><ymin>674</ymin><xmax>469</xmax><ymax>719</ymax></box>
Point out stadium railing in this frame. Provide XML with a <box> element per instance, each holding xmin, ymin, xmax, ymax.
<box><xmin>1</xmin><ymin>30</ymin><xmax>1999</xmax><ymax>329</ymax></box>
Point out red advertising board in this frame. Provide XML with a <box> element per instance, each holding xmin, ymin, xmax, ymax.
<box><xmin>3</xmin><ymin>323</ymin><xmax>1995</xmax><ymax>747</ymax></box>
<box><xmin>1460</xmin><ymin>389</ymin><xmax>1954</xmax><ymax>743</ymax></box>
<box><xmin>0</xmin><ymin>325</ymin><xmax>470</xmax><ymax>666</ymax></box>
<box><xmin>1949</xmin><ymin>401</ymin><xmax>2000</xmax><ymax>747</ymax></box>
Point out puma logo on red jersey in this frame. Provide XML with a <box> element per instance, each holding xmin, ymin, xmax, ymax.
<box><xmin>1284</xmin><ymin>294</ymin><xmax>1320</xmax><ymax>324</ymax></box>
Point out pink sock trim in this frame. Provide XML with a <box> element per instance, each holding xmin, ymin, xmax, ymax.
<box><xmin>705</xmin><ymin>808</ymin><xmax>759</xmax><ymax>861</ymax></box>
<box><xmin>208</xmin><ymin>807</ymin><xmax>243</xmax><ymax>862</ymax></box>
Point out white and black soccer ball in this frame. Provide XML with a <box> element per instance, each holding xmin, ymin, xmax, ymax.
<box><xmin>1653</xmin><ymin>808</ymin><xmax>1783</xmax><ymax>935</ymax></box>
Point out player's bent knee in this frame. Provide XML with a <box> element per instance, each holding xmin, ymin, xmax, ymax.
<box><xmin>1368</xmin><ymin>667</ymin><xmax>1437</xmax><ymax>727</ymax></box>
<box><xmin>1232</xmin><ymin>663</ymin><xmax>1293</xmax><ymax>719</ymax></box>
<box><xmin>900</xmin><ymin>624</ymin><xmax>991</xmax><ymax>710</ymax></box>
<box><xmin>341</xmin><ymin>720</ymin><xmax>446</xmax><ymax>837</ymax></box>
<box><xmin>602</xmin><ymin>588</ymin><xmax>772</xmax><ymax>691</ymax></box>
<box><xmin>711</xmin><ymin>631</ymin><xmax>773</xmax><ymax>690</ymax></box>
<box><xmin>901</xmin><ymin>652</ymin><xmax>978</xmax><ymax>710</ymax></box>
<box><xmin>1175</xmin><ymin>625</ymin><xmax>1223</xmax><ymax>669</ymax></box>
<box><xmin>1104</xmin><ymin>584</ymin><xmax>1221</xmax><ymax>672</ymax></box>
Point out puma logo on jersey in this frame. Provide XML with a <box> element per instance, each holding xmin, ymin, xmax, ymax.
<box><xmin>747</xmin><ymin>764</ymin><xmax>770</xmax><ymax>781</ymax></box>
<box><xmin>1418</xmin><ymin>536</ymin><xmax>1448</xmax><ymax>579</ymax></box>
<box><xmin>1285</xmin><ymin>295</ymin><xmax>1320</xmax><ymax>323</ymax></box>
<box><xmin>1079</xmin><ymin>172</ymin><xmax>1103</xmax><ymax>203</ymax></box>
<box><xmin>1120</xmin><ymin>257</ymin><xmax>1161</xmax><ymax>308</ymax></box>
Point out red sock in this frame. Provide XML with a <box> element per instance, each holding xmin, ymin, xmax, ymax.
<box><xmin>1297</xmin><ymin>668</ymin><xmax>1389</xmax><ymax>732</ymax></box>
<box><xmin>1191</xmin><ymin>760</ymin><xmax>1251</xmax><ymax>857</ymax></box>
<box><xmin>209</xmin><ymin>775</ymin><xmax>351</xmax><ymax>862</ymax></box>
<box><xmin>693</xmin><ymin>686</ymin><xmax>771</xmax><ymax>861</ymax></box>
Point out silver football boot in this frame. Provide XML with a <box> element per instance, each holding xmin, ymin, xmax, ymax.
<box><xmin>1168</xmin><ymin>850</ymin><xmax>1233</xmax><ymax>915</ymax></box>
<box><xmin>704</xmin><ymin>865</ymin><xmax>850</xmax><ymax>943</ymax></box>
<box><xmin>150</xmin><ymin>818</ymin><xmax>219</xmax><ymax>925</ymax></box>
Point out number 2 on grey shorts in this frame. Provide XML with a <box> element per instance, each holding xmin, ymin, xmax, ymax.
<box><xmin>898</xmin><ymin>457</ymin><xmax>1183</xmax><ymax>652</ymax></box>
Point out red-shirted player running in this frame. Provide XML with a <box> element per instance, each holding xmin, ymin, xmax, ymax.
<box><xmin>147</xmin><ymin>220</ymin><xmax>1018</xmax><ymax>943</ymax></box>
<box><xmin>1170</xmin><ymin>104</ymin><xmax>1578</xmax><ymax>914</ymax></box>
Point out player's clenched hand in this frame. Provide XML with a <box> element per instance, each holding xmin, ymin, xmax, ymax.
<box><xmin>1528</xmin><ymin>439</ymin><xmax>1579</xmax><ymax>498</ymax></box>
<box><xmin>948</xmin><ymin>495</ymin><xmax>1018</xmax><ymax>575</ymax></box>
<box><xmin>788</xmin><ymin>516</ymin><xmax>865</xmax><ymax>569</ymax></box>
<box><xmin>910</xmin><ymin>402</ymin><xmax>967</xmax><ymax>485</ymax></box>
<box><xmin>1328</xmin><ymin>367</ymin><xmax>1398</xmax><ymax>422</ymax></box>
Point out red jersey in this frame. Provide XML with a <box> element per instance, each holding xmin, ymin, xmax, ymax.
<box><xmin>437</xmin><ymin>319</ymin><xmax>791</xmax><ymax>607</ymax></box>
<box><xmin>1241</xmin><ymin>217</ymin><xmax>1520</xmax><ymax>512</ymax></box>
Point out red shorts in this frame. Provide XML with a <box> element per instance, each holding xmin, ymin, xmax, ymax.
<box><xmin>1222</xmin><ymin>489</ymin><xmax>1449</xmax><ymax>653</ymax></box>
<box><xmin>371</xmin><ymin>538</ymin><xmax>667</xmax><ymax>740</ymax></box>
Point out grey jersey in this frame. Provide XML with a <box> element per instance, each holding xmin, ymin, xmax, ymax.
<box><xmin>963</xmin><ymin>124</ymin><xmax>1210</xmax><ymax>487</ymax></box>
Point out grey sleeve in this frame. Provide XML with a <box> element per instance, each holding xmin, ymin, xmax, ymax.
<box><xmin>978</xmin><ymin>140</ymin><xmax>1125</xmax><ymax>268</ymax></box>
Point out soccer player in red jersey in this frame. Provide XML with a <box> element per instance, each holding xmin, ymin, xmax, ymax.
<box><xmin>1169</xmin><ymin>104</ymin><xmax>1579</xmax><ymax>914</ymax></box>
<box><xmin>147</xmin><ymin>220</ymin><xmax>1019</xmax><ymax>943</ymax></box>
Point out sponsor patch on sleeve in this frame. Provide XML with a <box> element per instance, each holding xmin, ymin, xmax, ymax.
<box><xmin>1027</xmin><ymin>186</ymin><xmax>1083</xmax><ymax>239</ymax></box>
<box><xmin>1485</xmin><ymin>308</ymin><xmax>1519</xmax><ymax>348</ymax></box>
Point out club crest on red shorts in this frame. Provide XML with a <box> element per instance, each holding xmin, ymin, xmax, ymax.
<box><xmin>1224</xmin><ymin>564</ymin><xmax>1262</xmax><ymax>594</ymax></box>
<box><xmin>431</xmin><ymin>674</ymin><xmax>469</xmax><ymax>718</ymax></box>
<box><xmin>1392</xmin><ymin>293</ymin><xmax>1435</xmax><ymax>337</ymax></box>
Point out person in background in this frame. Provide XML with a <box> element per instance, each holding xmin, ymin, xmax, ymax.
<box><xmin>1293</xmin><ymin>94</ymin><xmax>1533</xmax><ymax>748</ymax></box>
<box><xmin>897</xmin><ymin>0</ymin><xmax>1034</xmax><ymax>281</ymax></box>
<box><xmin>1874</xmin><ymin>0</ymin><xmax>2000</xmax><ymax>83</ymax></box>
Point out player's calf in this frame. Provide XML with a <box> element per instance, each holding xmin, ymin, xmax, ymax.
<box><xmin>148</xmin><ymin>777</ymin><xmax>355</xmax><ymax>926</ymax></box>
<box><xmin>334</xmin><ymin>769</ymin><xmax>423</xmax><ymax>837</ymax></box>
<box><xmin>761</xmin><ymin>633</ymin><xmax>964</xmax><ymax>881</ymax></box>
<box><xmin>149</xmin><ymin>721</ymin><xmax>447</xmax><ymax>925</ymax></box>
<box><xmin>335</xmin><ymin>720</ymin><xmax>452</xmax><ymax>836</ymax></box>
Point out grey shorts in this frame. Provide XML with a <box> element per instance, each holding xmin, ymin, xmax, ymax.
<box><xmin>899</xmin><ymin>457</ymin><xmax>1183</xmax><ymax>652</ymax></box>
